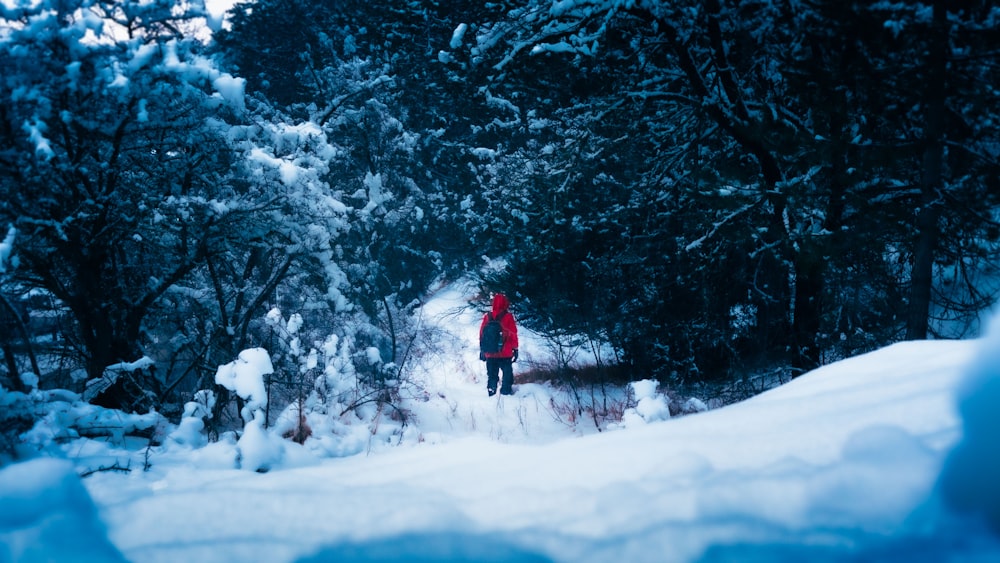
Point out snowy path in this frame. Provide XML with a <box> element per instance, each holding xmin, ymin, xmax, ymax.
<box><xmin>402</xmin><ymin>280</ymin><xmax>602</xmax><ymax>446</ymax></box>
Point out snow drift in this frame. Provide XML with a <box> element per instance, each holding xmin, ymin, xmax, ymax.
<box><xmin>1</xmin><ymin>334</ymin><xmax>998</xmax><ymax>561</ymax></box>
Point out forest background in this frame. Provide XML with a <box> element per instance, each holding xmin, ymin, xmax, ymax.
<box><xmin>1</xmin><ymin>0</ymin><xmax>998</xmax><ymax>450</ymax></box>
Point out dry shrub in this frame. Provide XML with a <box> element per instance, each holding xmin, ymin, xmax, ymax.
<box><xmin>282</xmin><ymin>414</ymin><xmax>312</xmax><ymax>444</ymax></box>
<box><xmin>516</xmin><ymin>362</ymin><xmax>631</xmax><ymax>386</ymax></box>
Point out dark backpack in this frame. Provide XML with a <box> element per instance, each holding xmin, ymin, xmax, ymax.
<box><xmin>480</xmin><ymin>312</ymin><xmax>506</xmax><ymax>355</ymax></box>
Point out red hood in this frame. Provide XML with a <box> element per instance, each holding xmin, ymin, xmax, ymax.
<box><xmin>491</xmin><ymin>294</ymin><xmax>510</xmax><ymax>316</ymax></box>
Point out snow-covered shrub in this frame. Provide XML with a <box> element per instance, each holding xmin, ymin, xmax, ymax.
<box><xmin>214</xmin><ymin>347</ymin><xmax>273</xmax><ymax>424</ymax></box>
<box><xmin>0</xmin><ymin>386</ymin><xmax>35</xmax><ymax>464</ymax></box>
<box><xmin>619</xmin><ymin>379</ymin><xmax>671</xmax><ymax>427</ymax></box>
<box><xmin>680</xmin><ymin>396</ymin><xmax>709</xmax><ymax>414</ymax></box>
<box><xmin>1</xmin><ymin>383</ymin><xmax>165</xmax><ymax>470</ymax></box>
<box><xmin>167</xmin><ymin>390</ymin><xmax>216</xmax><ymax>448</ymax></box>
<box><xmin>236</xmin><ymin>417</ymin><xmax>285</xmax><ymax>472</ymax></box>
<box><xmin>259</xmin><ymin>309</ymin><xmax>417</xmax><ymax>450</ymax></box>
<box><xmin>206</xmin><ymin>307</ymin><xmax>420</xmax><ymax>468</ymax></box>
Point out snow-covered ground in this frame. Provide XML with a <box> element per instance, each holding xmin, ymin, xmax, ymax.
<box><xmin>2</xmin><ymin>285</ymin><xmax>1000</xmax><ymax>562</ymax></box>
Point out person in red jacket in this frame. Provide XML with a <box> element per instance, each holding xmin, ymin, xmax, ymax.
<box><xmin>479</xmin><ymin>293</ymin><xmax>519</xmax><ymax>396</ymax></box>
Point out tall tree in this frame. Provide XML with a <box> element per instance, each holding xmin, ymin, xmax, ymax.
<box><xmin>0</xmin><ymin>0</ymin><xmax>252</xmax><ymax>410</ymax></box>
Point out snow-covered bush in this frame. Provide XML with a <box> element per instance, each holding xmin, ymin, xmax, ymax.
<box><xmin>0</xmin><ymin>383</ymin><xmax>165</xmax><ymax>470</ymax></box>
<box><xmin>203</xmin><ymin>309</ymin><xmax>422</xmax><ymax>470</ymax></box>
<box><xmin>0</xmin><ymin>386</ymin><xmax>35</xmax><ymax>464</ymax></box>
<box><xmin>214</xmin><ymin>348</ymin><xmax>273</xmax><ymax>425</ymax></box>
<box><xmin>618</xmin><ymin>379</ymin><xmax>671</xmax><ymax>428</ymax></box>
<box><xmin>167</xmin><ymin>391</ymin><xmax>215</xmax><ymax>449</ymax></box>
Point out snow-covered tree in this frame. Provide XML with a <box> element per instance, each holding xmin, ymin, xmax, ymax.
<box><xmin>0</xmin><ymin>0</ymin><xmax>255</xmax><ymax>410</ymax></box>
<box><xmin>453</xmin><ymin>0</ymin><xmax>1000</xmax><ymax>382</ymax></box>
<box><xmin>211</xmin><ymin>0</ymin><xmax>505</xmax><ymax>367</ymax></box>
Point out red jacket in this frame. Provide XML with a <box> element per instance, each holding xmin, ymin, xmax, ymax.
<box><xmin>480</xmin><ymin>294</ymin><xmax>519</xmax><ymax>359</ymax></box>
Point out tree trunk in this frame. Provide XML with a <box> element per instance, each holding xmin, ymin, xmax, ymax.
<box><xmin>2</xmin><ymin>342</ymin><xmax>24</xmax><ymax>392</ymax></box>
<box><xmin>906</xmin><ymin>0</ymin><xmax>947</xmax><ymax>340</ymax></box>
<box><xmin>791</xmin><ymin>245</ymin><xmax>824</xmax><ymax>376</ymax></box>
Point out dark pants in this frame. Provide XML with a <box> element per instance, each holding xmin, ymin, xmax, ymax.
<box><xmin>486</xmin><ymin>358</ymin><xmax>514</xmax><ymax>395</ymax></box>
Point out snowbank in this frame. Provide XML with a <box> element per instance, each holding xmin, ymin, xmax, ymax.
<box><xmin>69</xmin><ymin>339</ymin><xmax>999</xmax><ymax>562</ymax></box>
<box><xmin>3</xmin><ymin>280</ymin><xmax>1000</xmax><ymax>562</ymax></box>
<box><xmin>0</xmin><ymin>458</ymin><xmax>125</xmax><ymax>562</ymax></box>
<box><xmin>939</xmin><ymin>311</ymin><xmax>1000</xmax><ymax>533</ymax></box>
